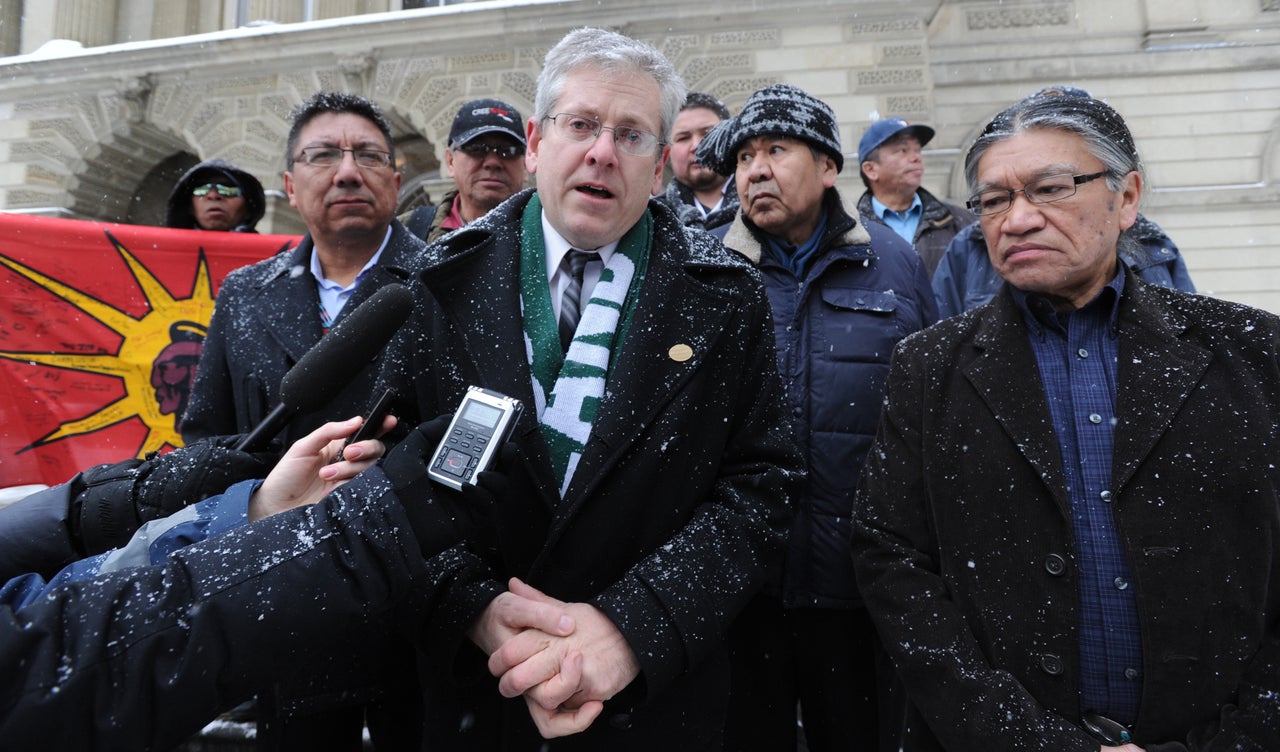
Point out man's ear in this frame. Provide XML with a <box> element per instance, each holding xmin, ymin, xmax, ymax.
<box><xmin>282</xmin><ymin>170</ymin><xmax>297</xmax><ymax>208</ymax></box>
<box><xmin>820</xmin><ymin>154</ymin><xmax>839</xmax><ymax>190</ymax></box>
<box><xmin>524</xmin><ymin>118</ymin><xmax>541</xmax><ymax>176</ymax></box>
<box><xmin>651</xmin><ymin>145</ymin><xmax>670</xmax><ymax>196</ymax></box>
<box><xmin>444</xmin><ymin>147</ymin><xmax>458</xmax><ymax>180</ymax></box>
<box><xmin>860</xmin><ymin>159</ymin><xmax>880</xmax><ymax>184</ymax></box>
<box><xmin>1117</xmin><ymin>170</ymin><xmax>1142</xmax><ymax>231</ymax></box>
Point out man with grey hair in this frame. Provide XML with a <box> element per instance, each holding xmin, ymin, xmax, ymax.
<box><xmin>852</xmin><ymin>94</ymin><xmax>1280</xmax><ymax>750</ymax></box>
<box><xmin>377</xmin><ymin>26</ymin><xmax>800</xmax><ymax>747</ymax></box>
<box><xmin>931</xmin><ymin>86</ymin><xmax>1195</xmax><ymax>319</ymax></box>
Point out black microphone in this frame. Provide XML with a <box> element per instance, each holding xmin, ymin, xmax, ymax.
<box><xmin>234</xmin><ymin>282</ymin><xmax>414</xmax><ymax>452</ymax></box>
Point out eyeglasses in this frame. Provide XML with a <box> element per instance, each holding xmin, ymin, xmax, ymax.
<box><xmin>293</xmin><ymin>146</ymin><xmax>394</xmax><ymax>169</ymax></box>
<box><xmin>544</xmin><ymin>113</ymin><xmax>664</xmax><ymax>156</ymax></box>
<box><xmin>966</xmin><ymin>171</ymin><xmax>1109</xmax><ymax>216</ymax></box>
<box><xmin>192</xmin><ymin>183</ymin><xmax>242</xmax><ymax>198</ymax></box>
<box><xmin>457</xmin><ymin>142</ymin><xmax>524</xmax><ymax>160</ymax></box>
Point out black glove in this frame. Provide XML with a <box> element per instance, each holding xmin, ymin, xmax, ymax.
<box><xmin>74</xmin><ymin>435</ymin><xmax>280</xmax><ymax>555</ymax></box>
<box><xmin>381</xmin><ymin>416</ymin><xmax>512</xmax><ymax>560</ymax></box>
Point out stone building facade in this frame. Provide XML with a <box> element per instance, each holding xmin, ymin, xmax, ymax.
<box><xmin>0</xmin><ymin>0</ymin><xmax>1278</xmax><ymax>309</ymax></box>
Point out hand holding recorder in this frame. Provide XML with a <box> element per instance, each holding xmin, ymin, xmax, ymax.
<box><xmin>381</xmin><ymin>387</ymin><xmax>521</xmax><ymax>560</ymax></box>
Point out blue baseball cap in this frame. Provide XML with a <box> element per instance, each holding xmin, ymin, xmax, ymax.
<box><xmin>857</xmin><ymin>118</ymin><xmax>935</xmax><ymax>161</ymax></box>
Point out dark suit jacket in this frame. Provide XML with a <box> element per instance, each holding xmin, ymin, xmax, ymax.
<box><xmin>852</xmin><ymin>275</ymin><xmax>1280</xmax><ymax>752</ymax></box>
<box><xmin>383</xmin><ymin>190</ymin><xmax>802</xmax><ymax>749</ymax></box>
<box><xmin>182</xmin><ymin>221</ymin><xmax>423</xmax><ymax>447</ymax></box>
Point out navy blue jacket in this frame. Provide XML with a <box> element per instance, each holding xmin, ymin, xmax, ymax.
<box><xmin>717</xmin><ymin>189</ymin><xmax>937</xmax><ymax>609</ymax></box>
<box><xmin>932</xmin><ymin>214</ymin><xmax>1195</xmax><ymax>319</ymax></box>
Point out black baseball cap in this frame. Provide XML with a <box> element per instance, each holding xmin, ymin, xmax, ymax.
<box><xmin>448</xmin><ymin>98</ymin><xmax>527</xmax><ymax>149</ymax></box>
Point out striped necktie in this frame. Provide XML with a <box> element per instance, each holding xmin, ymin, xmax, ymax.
<box><xmin>558</xmin><ymin>249</ymin><xmax>595</xmax><ymax>352</ymax></box>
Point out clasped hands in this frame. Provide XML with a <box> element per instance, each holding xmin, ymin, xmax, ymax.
<box><xmin>471</xmin><ymin>577</ymin><xmax>641</xmax><ymax>739</ymax></box>
<box><xmin>249</xmin><ymin>419</ymin><xmax>639</xmax><ymax>739</ymax></box>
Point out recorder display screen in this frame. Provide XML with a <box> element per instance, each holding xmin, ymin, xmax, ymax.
<box><xmin>461</xmin><ymin>400</ymin><xmax>503</xmax><ymax>429</ymax></box>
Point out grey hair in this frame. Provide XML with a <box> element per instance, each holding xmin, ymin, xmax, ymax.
<box><xmin>964</xmin><ymin>94</ymin><xmax>1144</xmax><ymax>195</ymax></box>
<box><xmin>533</xmin><ymin>27</ymin><xmax>687</xmax><ymax>145</ymax></box>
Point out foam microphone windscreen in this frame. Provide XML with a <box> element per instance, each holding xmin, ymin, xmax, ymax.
<box><xmin>278</xmin><ymin>282</ymin><xmax>414</xmax><ymax>413</ymax></box>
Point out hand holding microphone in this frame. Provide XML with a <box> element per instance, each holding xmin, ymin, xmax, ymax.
<box><xmin>234</xmin><ymin>282</ymin><xmax>414</xmax><ymax>453</ymax></box>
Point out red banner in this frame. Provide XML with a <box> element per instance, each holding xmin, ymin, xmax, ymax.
<box><xmin>0</xmin><ymin>213</ymin><xmax>300</xmax><ymax>488</ymax></box>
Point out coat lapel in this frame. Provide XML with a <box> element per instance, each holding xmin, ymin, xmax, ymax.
<box><xmin>961</xmin><ymin>291</ymin><xmax>1072</xmax><ymax>518</ymax></box>
<box><xmin>1111</xmin><ymin>280</ymin><xmax>1210</xmax><ymax>496</ymax></box>
<box><xmin>333</xmin><ymin>224</ymin><xmax>417</xmax><ymax>322</ymax></box>
<box><xmin>252</xmin><ymin>242</ymin><xmax>321</xmax><ymax>367</ymax></box>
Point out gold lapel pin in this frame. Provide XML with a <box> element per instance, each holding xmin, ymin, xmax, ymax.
<box><xmin>668</xmin><ymin>343</ymin><xmax>693</xmax><ymax>362</ymax></box>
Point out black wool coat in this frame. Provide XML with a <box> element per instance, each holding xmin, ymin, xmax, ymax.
<box><xmin>381</xmin><ymin>190</ymin><xmax>803</xmax><ymax>750</ymax></box>
<box><xmin>182</xmin><ymin>221</ymin><xmax>424</xmax><ymax>447</ymax></box>
<box><xmin>853</xmin><ymin>275</ymin><xmax>1280</xmax><ymax>752</ymax></box>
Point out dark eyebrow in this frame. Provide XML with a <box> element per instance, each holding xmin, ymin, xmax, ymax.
<box><xmin>975</xmin><ymin>163</ymin><xmax>1080</xmax><ymax>192</ymax></box>
<box><xmin>302</xmin><ymin>139</ymin><xmax>388</xmax><ymax>151</ymax></box>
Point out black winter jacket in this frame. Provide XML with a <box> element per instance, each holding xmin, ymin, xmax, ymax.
<box><xmin>0</xmin><ymin>468</ymin><xmax>447</xmax><ymax>752</ymax></box>
<box><xmin>0</xmin><ymin>434</ymin><xmax>275</xmax><ymax>583</ymax></box>
<box><xmin>382</xmin><ymin>191</ymin><xmax>801</xmax><ymax>749</ymax></box>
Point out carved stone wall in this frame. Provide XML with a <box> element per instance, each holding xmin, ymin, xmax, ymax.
<box><xmin>0</xmin><ymin>0</ymin><xmax>1276</xmax><ymax>309</ymax></box>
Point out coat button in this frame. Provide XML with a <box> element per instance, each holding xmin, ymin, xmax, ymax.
<box><xmin>1039</xmin><ymin>653</ymin><xmax>1064</xmax><ymax>675</ymax></box>
<box><xmin>609</xmin><ymin>712</ymin><xmax>633</xmax><ymax>730</ymax></box>
<box><xmin>1044</xmin><ymin>554</ymin><xmax>1066</xmax><ymax>576</ymax></box>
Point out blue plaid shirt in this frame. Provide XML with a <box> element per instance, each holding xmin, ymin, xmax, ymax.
<box><xmin>1012</xmin><ymin>268</ymin><xmax>1143</xmax><ymax>724</ymax></box>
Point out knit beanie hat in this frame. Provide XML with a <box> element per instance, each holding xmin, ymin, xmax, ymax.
<box><xmin>695</xmin><ymin>83</ymin><xmax>843</xmax><ymax>176</ymax></box>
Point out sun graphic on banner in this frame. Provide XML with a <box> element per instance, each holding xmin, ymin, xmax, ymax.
<box><xmin>0</xmin><ymin>232</ymin><xmax>215</xmax><ymax>459</ymax></box>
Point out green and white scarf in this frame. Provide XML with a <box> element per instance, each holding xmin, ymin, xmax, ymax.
<box><xmin>519</xmin><ymin>194</ymin><xmax>649</xmax><ymax>497</ymax></box>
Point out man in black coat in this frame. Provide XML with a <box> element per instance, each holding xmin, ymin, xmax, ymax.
<box><xmin>179</xmin><ymin>90</ymin><xmax>426</xmax><ymax>751</ymax></box>
<box><xmin>378</xmin><ymin>26</ymin><xmax>801</xmax><ymax>748</ymax></box>
<box><xmin>852</xmin><ymin>92</ymin><xmax>1280</xmax><ymax>751</ymax></box>
<box><xmin>182</xmin><ymin>92</ymin><xmax>423</xmax><ymax>448</ymax></box>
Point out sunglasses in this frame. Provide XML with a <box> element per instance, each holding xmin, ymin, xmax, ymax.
<box><xmin>192</xmin><ymin>183</ymin><xmax>242</xmax><ymax>198</ymax></box>
<box><xmin>457</xmin><ymin>142</ymin><xmax>524</xmax><ymax>160</ymax></box>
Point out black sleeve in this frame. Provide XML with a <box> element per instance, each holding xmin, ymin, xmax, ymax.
<box><xmin>0</xmin><ymin>482</ymin><xmax>85</xmax><ymax>582</ymax></box>
<box><xmin>0</xmin><ymin>470</ymin><xmax>446</xmax><ymax>752</ymax></box>
<box><xmin>0</xmin><ymin>437</ymin><xmax>277</xmax><ymax>583</ymax></box>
